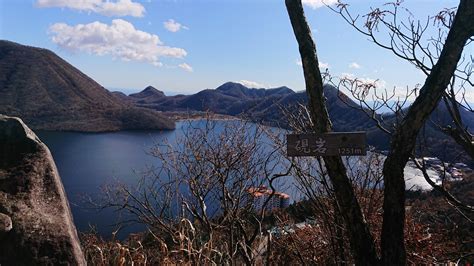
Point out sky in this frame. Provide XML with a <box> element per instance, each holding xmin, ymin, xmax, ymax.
<box><xmin>0</xmin><ymin>0</ymin><xmax>467</xmax><ymax>96</ymax></box>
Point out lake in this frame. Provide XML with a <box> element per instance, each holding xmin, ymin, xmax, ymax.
<box><xmin>36</xmin><ymin>120</ymin><xmax>297</xmax><ymax>238</ymax></box>
<box><xmin>37</xmin><ymin>128</ymin><xmax>175</xmax><ymax>238</ymax></box>
<box><xmin>35</xmin><ymin>119</ymin><xmax>436</xmax><ymax>239</ymax></box>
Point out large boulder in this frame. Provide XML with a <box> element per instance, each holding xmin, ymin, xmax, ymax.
<box><xmin>0</xmin><ymin>115</ymin><xmax>85</xmax><ymax>265</ymax></box>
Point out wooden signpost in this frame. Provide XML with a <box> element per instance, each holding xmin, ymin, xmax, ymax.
<box><xmin>287</xmin><ymin>132</ymin><xmax>366</xmax><ymax>157</ymax></box>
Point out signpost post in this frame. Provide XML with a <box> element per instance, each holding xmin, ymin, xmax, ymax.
<box><xmin>286</xmin><ymin>132</ymin><xmax>366</xmax><ymax>157</ymax></box>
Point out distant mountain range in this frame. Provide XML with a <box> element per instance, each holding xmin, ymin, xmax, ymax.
<box><xmin>120</xmin><ymin>83</ymin><xmax>473</xmax><ymax>164</ymax></box>
<box><xmin>1</xmin><ymin>40</ymin><xmax>471</xmax><ymax>164</ymax></box>
<box><xmin>122</xmin><ymin>82</ymin><xmax>377</xmax><ymax>132</ymax></box>
<box><xmin>0</xmin><ymin>40</ymin><xmax>174</xmax><ymax>132</ymax></box>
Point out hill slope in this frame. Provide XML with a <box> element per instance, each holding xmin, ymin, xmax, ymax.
<box><xmin>0</xmin><ymin>40</ymin><xmax>174</xmax><ymax>132</ymax></box>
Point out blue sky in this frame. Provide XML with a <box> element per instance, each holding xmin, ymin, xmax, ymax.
<box><xmin>0</xmin><ymin>0</ymin><xmax>463</xmax><ymax>96</ymax></box>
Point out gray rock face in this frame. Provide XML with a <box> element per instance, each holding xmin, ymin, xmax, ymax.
<box><xmin>0</xmin><ymin>115</ymin><xmax>85</xmax><ymax>265</ymax></box>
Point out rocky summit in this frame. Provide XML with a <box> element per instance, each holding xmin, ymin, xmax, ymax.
<box><xmin>0</xmin><ymin>115</ymin><xmax>85</xmax><ymax>265</ymax></box>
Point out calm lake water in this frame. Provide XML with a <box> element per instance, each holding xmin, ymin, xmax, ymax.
<box><xmin>35</xmin><ymin>120</ymin><xmax>432</xmax><ymax>239</ymax></box>
<box><xmin>36</xmin><ymin>120</ymin><xmax>295</xmax><ymax>238</ymax></box>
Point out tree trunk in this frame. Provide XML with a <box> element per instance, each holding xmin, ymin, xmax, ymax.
<box><xmin>285</xmin><ymin>0</ymin><xmax>379</xmax><ymax>264</ymax></box>
<box><xmin>381</xmin><ymin>1</ymin><xmax>474</xmax><ymax>264</ymax></box>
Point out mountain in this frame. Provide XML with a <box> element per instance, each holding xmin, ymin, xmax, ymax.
<box><xmin>0</xmin><ymin>40</ymin><xmax>174</xmax><ymax>132</ymax></box>
<box><xmin>246</xmin><ymin>85</ymin><xmax>378</xmax><ymax>131</ymax></box>
<box><xmin>120</xmin><ymin>81</ymin><xmax>376</xmax><ymax>131</ymax></box>
<box><xmin>111</xmin><ymin>91</ymin><xmax>133</xmax><ymax>103</ymax></box>
<box><xmin>215</xmin><ymin>82</ymin><xmax>294</xmax><ymax>99</ymax></box>
<box><xmin>119</xmin><ymin>81</ymin><xmax>474</xmax><ymax>164</ymax></box>
<box><xmin>367</xmin><ymin>100</ymin><xmax>474</xmax><ymax>164</ymax></box>
<box><xmin>129</xmin><ymin>86</ymin><xmax>165</xmax><ymax>104</ymax></box>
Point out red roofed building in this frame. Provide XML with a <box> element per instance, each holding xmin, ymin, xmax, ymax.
<box><xmin>247</xmin><ymin>186</ymin><xmax>290</xmax><ymax>211</ymax></box>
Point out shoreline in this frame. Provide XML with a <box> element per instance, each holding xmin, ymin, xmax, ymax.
<box><xmin>163</xmin><ymin>111</ymin><xmax>240</xmax><ymax>122</ymax></box>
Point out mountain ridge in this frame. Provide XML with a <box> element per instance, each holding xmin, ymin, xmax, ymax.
<box><xmin>2</xmin><ymin>40</ymin><xmax>471</xmax><ymax>164</ymax></box>
<box><xmin>124</xmin><ymin>81</ymin><xmax>375</xmax><ymax>131</ymax></box>
<box><xmin>0</xmin><ymin>40</ymin><xmax>174</xmax><ymax>132</ymax></box>
<box><xmin>122</xmin><ymin>82</ymin><xmax>473</xmax><ymax>165</ymax></box>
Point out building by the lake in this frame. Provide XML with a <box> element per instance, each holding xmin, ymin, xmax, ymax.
<box><xmin>247</xmin><ymin>186</ymin><xmax>290</xmax><ymax>211</ymax></box>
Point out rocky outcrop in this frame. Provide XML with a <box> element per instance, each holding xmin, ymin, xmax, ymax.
<box><xmin>0</xmin><ymin>115</ymin><xmax>85</xmax><ymax>265</ymax></box>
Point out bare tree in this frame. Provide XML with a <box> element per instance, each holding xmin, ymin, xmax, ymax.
<box><xmin>269</xmin><ymin>104</ymin><xmax>385</xmax><ymax>264</ymax></box>
<box><xmin>330</xmin><ymin>0</ymin><xmax>474</xmax><ymax>203</ymax></box>
<box><xmin>99</xmin><ymin>117</ymin><xmax>292</xmax><ymax>264</ymax></box>
<box><xmin>285</xmin><ymin>0</ymin><xmax>474</xmax><ymax>264</ymax></box>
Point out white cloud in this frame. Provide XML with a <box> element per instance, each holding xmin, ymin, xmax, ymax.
<box><xmin>341</xmin><ymin>73</ymin><xmax>386</xmax><ymax>88</ymax></box>
<box><xmin>49</xmin><ymin>19</ymin><xmax>187</xmax><ymax>67</ymax></box>
<box><xmin>302</xmin><ymin>0</ymin><xmax>338</xmax><ymax>9</ymax></box>
<box><xmin>179</xmin><ymin>63</ymin><xmax>193</xmax><ymax>72</ymax></box>
<box><xmin>360</xmin><ymin>78</ymin><xmax>386</xmax><ymax>88</ymax></box>
<box><xmin>163</xmin><ymin>19</ymin><xmax>189</xmax><ymax>32</ymax></box>
<box><xmin>341</xmin><ymin>72</ymin><xmax>355</xmax><ymax>79</ymax></box>
<box><xmin>349</xmin><ymin>62</ymin><xmax>361</xmax><ymax>69</ymax></box>
<box><xmin>36</xmin><ymin>0</ymin><xmax>145</xmax><ymax>17</ymax></box>
<box><xmin>319</xmin><ymin>62</ymin><xmax>329</xmax><ymax>69</ymax></box>
<box><xmin>238</xmin><ymin>80</ymin><xmax>267</xmax><ymax>88</ymax></box>
<box><xmin>296</xmin><ymin>60</ymin><xmax>329</xmax><ymax>69</ymax></box>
